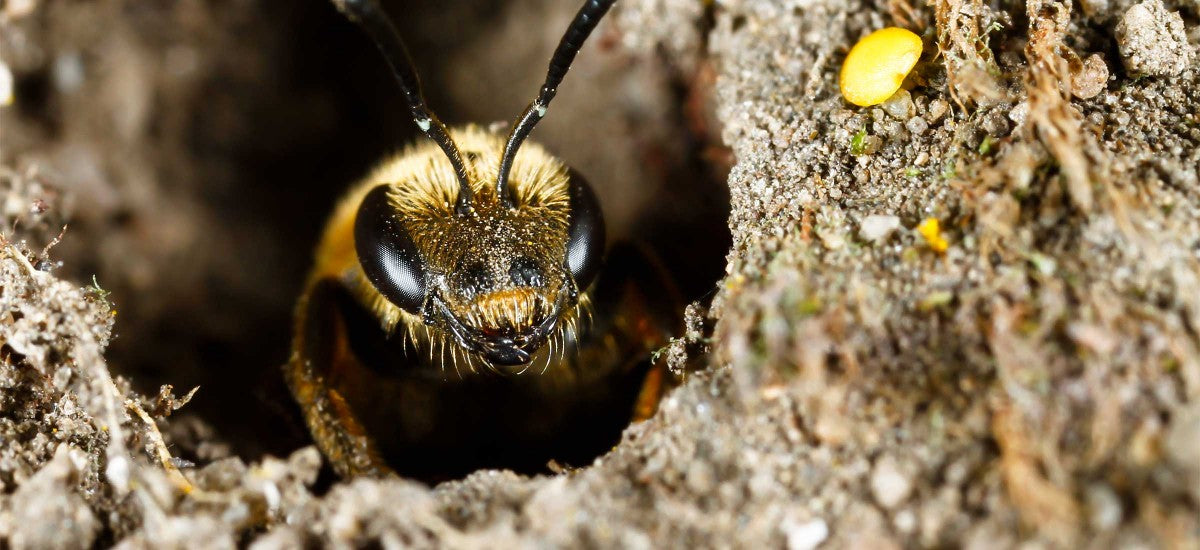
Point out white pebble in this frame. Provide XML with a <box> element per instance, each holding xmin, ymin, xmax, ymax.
<box><xmin>1115</xmin><ymin>0</ymin><xmax>1191</xmax><ymax>77</ymax></box>
<box><xmin>859</xmin><ymin>215</ymin><xmax>901</xmax><ymax>242</ymax></box>
<box><xmin>894</xmin><ymin>509</ymin><xmax>918</xmax><ymax>533</ymax></box>
<box><xmin>0</xmin><ymin>61</ymin><xmax>13</xmax><ymax>106</ymax></box>
<box><xmin>881</xmin><ymin>89</ymin><xmax>914</xmax><ymax>120</ymax></box>
<box><xmin>105</xmin><ymin>454</ymin><xmax>130</xmax><ymax>494</ymax></box>
<box><xmin>784</xmin><ymin>518</ymin><xmax>829</xmax><ymax>550</ymax></box>
<box><xmin>905</xmin><ymin>116</ymin><xmax>928</xmax><ymax>136</ymax></box>
<box><xmin>870</xmin><ymin>457</ymin><xmax>913</xmax><ymax>509</ymax></box>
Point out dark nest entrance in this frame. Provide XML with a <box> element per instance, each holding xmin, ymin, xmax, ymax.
<box><xmin>13</xmin><ymin>0</ymin><xmax>728</xmax><ymax>481</ymax></box>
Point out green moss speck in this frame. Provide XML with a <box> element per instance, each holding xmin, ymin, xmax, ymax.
<box><xmin>850</xmin><ymin>127</ymin><xmax>868</xmax><ymax>155</ymax></box>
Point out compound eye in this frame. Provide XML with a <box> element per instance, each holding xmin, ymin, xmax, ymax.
<box><xmin>565</xmin><ymin>170</ymin><xmax>605</xmax><ymax>291</ymax></box>
<box><xmin>354</xmin><ymin>184</ymin><xmax>427</xmax><ymax>314</ymax></box>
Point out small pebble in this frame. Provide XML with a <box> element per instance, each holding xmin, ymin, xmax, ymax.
<box><xmin>874</xmin><ymin>119</ymin><xmax>903</xmax><ymax>138</ymax></box>
<box><xmin>859</xmin><ymin>215</ymin><xmax>901</xmax><ymax>242</ymax></box>
<box><xmin>783</xmin><ymin>518</ymin><xmax>829</xmax><ymax>550</ymax></box>
<box><xmin>881</xmin><ymin>89</ymin><xmax>914</xmax><ymax>120</ymax></box>
<box><xmin>1079</xmin><ymin>0</ymin><xmax>1109</xmax><ymax>16</ymax></box>
<box><xmin>894</xmin><ymin>509</ymin><xmax>918</xmax><ymax>534</ymax></box>
<box><xmin>861</xmin><ymin>135</ymin><xmax>883</xmax><ymax>155</ymax></box>
<box><xmin>1115</xmin><ymin>0</ymin><xmax>1191</xmax><ymax>77</ymax></box>
<box><xmin>981</xmin><ymin>110</ymin><xmax>1011</xmax><ymax>137</ymax></box>
<box><xmin>0</xmin><ymin>61</ymin><xmax>13</xmax><ymax>106</ymax></box>
<box><xmin>1072</xmin><ymin>54</ymin><xmax>1109</xmax><ymax>99</ymax></box>
<box><xmin>905</xmin><ymin>116</ymin><xmax>928</xmax><ymax>136</ymax></box>
<box><xmin>870</xmin><ymin>456</ymin><xmax>914</xmax><ymax>509</ymax></box>
<box><xmin>3</xmin><ymin>0</ymin><xmax>36</xmax><ymax>18</ymax></box>
<box><xmin>1085</xmin><ymin>483</ymin><xmax>1123</xmax><ymax>530</ymax></box>
<box><xmin>926</xmin><ymin>99</ymin><xmax>949</xmax><ymax>123</ymax></box>
<box><xmin>1007</xmin><ymin>102</ymin><xmax>1028</xmax><ymax>127</ymax></box>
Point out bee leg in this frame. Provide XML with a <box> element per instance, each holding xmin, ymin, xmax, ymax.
<box><xmin>632</xmin><ymin>362</ymin><xmax>666</xmax><ymax>421</ymax></box>
<box><xmin>592</xmin><ymin>242</ymin><xmax>684</xmax><ymax>423</ymax></box>
<box><xmin>284</xmin><ymin>278</ymin><xmax>393</xmax><ymax>478</ymax></box>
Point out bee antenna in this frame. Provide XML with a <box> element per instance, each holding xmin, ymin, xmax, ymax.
<box><xmin>333</xmin><ymin>0</ymin><xmax>474</xmax><ymax>213</ymax></box>
<box><xmin>496</xmin><ymin>0</ymin><xmax>616</xmax><ymax>207</ymax></box>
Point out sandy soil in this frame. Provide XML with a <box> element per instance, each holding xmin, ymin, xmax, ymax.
<box><xmin>2</xmin><ymin>0</ymin><xmax>1198</xmax><ymax>547</ymax></box>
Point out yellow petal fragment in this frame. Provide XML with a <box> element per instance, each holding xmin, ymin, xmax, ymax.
<box><xmin>917</xmin><ymin>217</ymin><xmax>949</xmax><ymax>253</ymax></box>
<box><xmin>839</xmin><ymin>27</ymin><xmax>923</xmax><ymax>107</ymax></box>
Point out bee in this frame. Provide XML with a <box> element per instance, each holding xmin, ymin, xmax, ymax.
<box><xmin>285</xmin><ymin>0</ymin><xmax>680</xmax><ymax>478</ymax></box>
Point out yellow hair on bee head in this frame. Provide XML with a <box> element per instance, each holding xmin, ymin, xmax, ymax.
<box><xmin>368</xmin><ymin>125</ymin><xmax>569</xmax><ymax>221</ymax></box>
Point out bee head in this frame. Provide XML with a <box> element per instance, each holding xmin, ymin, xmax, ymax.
<box><xmin>354</xmin><ymin>130</ymin><xmax>604</xmax><ymax>369</ymax></box>
<box><xmin>334</xmin><ymin>0</ymin><xmax>615</xmax><ymax>369</ymax></box>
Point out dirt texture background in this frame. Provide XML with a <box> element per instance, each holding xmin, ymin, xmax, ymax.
<box><xmin>2</xmin><ymin>0</ymin><xmax>1199</xmax><ymax>547</ymax></box>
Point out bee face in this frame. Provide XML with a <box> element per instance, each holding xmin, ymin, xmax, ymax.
<box><xmin>353</xmin><ymin>128</ymin><xmax>604</xmax><ymax>368</ymax></box>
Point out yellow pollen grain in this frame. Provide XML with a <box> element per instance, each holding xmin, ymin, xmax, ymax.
<box><xmin>917</xmin><ymin>217</ymin><xmax>949</xmax><ymax>253</ymax></box>
<box><xmin>839</xmin><ymin>27</ymin><xmax>923</xmax><ymax>107</ymax></box>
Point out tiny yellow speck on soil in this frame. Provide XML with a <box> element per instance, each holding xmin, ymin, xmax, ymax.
<box><xmin>917</xmin><ymin>217</ymin><xmax>949</xmax><ymax>252</ymax></box>
<box><xmin>839</xmin><ymin>27</ymin><xmax>923</xmax><ymax>107</ymax></box>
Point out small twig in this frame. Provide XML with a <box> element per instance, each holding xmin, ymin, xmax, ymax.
<box><xmin>125</xmin><ymin>398</ymin><xmax>198</xmax><ymax>496</ymax></box>
<box><xmin>40</xmin><ymin>223</ymin><xmax>67</xmax><ymax>261</ymax></box>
